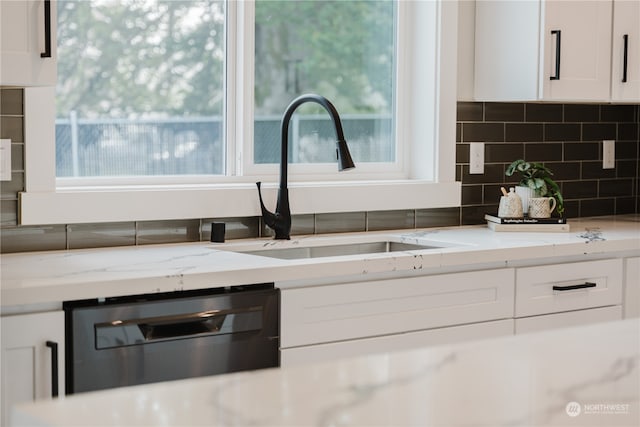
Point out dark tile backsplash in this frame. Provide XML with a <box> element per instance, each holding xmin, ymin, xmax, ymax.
<box><xmin>1</xmin><ymin>86</ymin><xmax>638</xmax><ymax>253</ymax></box>
<box><xmin>485</xmin><ymin>102</ymin><xmax>524</xmax><ymax>122</ymax></box>
<box><xmin>457</xmin><ymin>102</ymin><xmax>639</xmax><ymax>225</ymax></box>
<box><xmin>67</xmin><ymin>222</ymin><xmax>136</xmax><ymax>250</ymax></box>
<box><xmin>525</xmin><ymin>103</ymin><xmax>562</xmax><ymax>122</ymax></box>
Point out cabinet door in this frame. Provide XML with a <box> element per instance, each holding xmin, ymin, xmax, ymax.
<box><xmin>542</xmin><ymin>0</ymin><xmax>612</xmax><ymax>101</ymax></box>
<box><xmin>611</xmin><ymin>0</ymin><xmax>640</xmax><ymax>101</ymax></box>
<box><xmin>474</xmin><ymin>0</ymin><xmax>613</xmax><ymax>102</ymax></box>
<box><xmin>282</xmin><ymin>319</ymin><xmax>514</xmax><ymax>368</ymax></box>
<box><xmin>282</xmin><ymin>268</ymin><xmax>514</xmax><ymax>349</ymax></box>
<box><xmin>473</xmin><ymin>0</ymin><xmax>541</xmax><ymax>101</ymax></box>
<box><xmin>624</xmin><ymin>257</ymin><xmax>640</xmax><ymax>318</ymax></box>
<box><xmin>1</xmin><ymin>311</ymin><xmax>65</xmax><ymax>427</ymax></box>
<box><xmin>0</xmin><ymin>0</ymin><xmax>57</xmax><ymax>86</ymax></box>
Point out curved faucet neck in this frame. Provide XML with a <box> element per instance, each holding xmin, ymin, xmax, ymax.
<box><xmin>257</xmin><ymin>93</ymin><xmax>352</xmax><ymax>240</ymax></box>
<box><xmin>279</xmin><ymin>94</ymin><xmax>347</xmax><ymax>190</ymax></box>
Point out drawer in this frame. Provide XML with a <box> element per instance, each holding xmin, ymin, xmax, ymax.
<box><xmin>281</xmin><ymin>268</ymin><xmax>514</xmax><ymax>348</ymax></box>
<box><xmin>515</xmin><ymin>306</ymin><xmax>622</xmax><ymax>334</ymax></box>
<box><xmin>515</xmin><ymin>259</ymin><xmax>623</xmax><ymax>318</ymax></box>
<box><xmin>282</xmin><ymin>319</ymin><xmax>514</xmax><ymax>367</ymax></box>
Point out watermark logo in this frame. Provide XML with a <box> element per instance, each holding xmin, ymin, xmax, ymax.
<box><xmin>565</xmin><ymin>402</ymin><xmax>581</xmax><ymax>417</ymax></box>
<box><xmin>565</xmin><ymin>401</ymin><xmax>630</xmax><ymax>417</ymax></box>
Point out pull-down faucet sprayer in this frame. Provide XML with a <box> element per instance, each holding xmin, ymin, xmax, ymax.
<box><xmin>256</xmin><ymin>94</ymin><xmax>355</xmax><ymax>240</ymax></box>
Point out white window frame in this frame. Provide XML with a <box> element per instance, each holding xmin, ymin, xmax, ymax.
<box><xmin>238</xmin><ymin>0</ymin><xmax>406</xmax><ymax>180</ymax></box>
<box><xmin>19</xmin><ymin>0</ymin><xmax>460</xmax><ymax>225</ymax></box>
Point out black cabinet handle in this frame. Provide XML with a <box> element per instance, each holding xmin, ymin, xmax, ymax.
<box><xmin>622</xmin><ymin>34</ymin><xmax>629</xmax><ymax>83</ymax></box>
<box><xmin>550</xmin><ymin>30</ymin><xmax>561</xmax><ymax>80</ymax></box>
<box><xmin>45</xmin><ymin>341</ymin><xmax>59</xmax><ymax>398</ymax></box>
<box><xmin>41</xmin><ymin>0</ymin><xmax>52</xmax><ymax>58</ymax></box>
<box><xmin>552</xmin><ymin>282</ymin><xmax>596</xmax><ymax>291</ymax></box>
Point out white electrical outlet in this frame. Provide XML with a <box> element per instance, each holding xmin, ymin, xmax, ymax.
<box><xmin>603</xmin><ymin>140</ymin><xmax>615</xmax><ymax>169</ymax></box>
<box><xmin>469</xmin><ymin>142</ymin><xmax>484</xmax><ymax>174</ymax></box>
<box><xmin>0</xmin><ymin>139</ymin><xmax>11</xmax><ymax>181</ymax></box>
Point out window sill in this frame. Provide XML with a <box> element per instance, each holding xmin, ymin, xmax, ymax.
<box><xmin>19</xmin><ymin>180</ymin><xmax>461</xmax><ymax>225</ymax></box>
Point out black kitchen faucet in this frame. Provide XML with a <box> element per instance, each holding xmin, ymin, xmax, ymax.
<box><xmin>256</xmin><ymin>94</ymin><xmax>355</xmax><ymax>239</ymax></box>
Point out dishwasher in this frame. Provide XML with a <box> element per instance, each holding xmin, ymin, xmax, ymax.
<box><xmin>63</xmin><ymin>283</ymin><xmax>279</xmax><ymax>394</ymax></box>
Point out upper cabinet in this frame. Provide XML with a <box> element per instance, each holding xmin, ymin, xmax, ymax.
<box><xmin>611</xmin><ymin>0</ymin><xmax>640</xmax><ymax>101</ymax></box>
<box><xmin>474</xmin><ymin>0</ymin><xmax>639</xmax><ymax>103</ymax></box>
<box><xmin>0</xmin><ymin>0</ymin><xmax>57</xmax><ymax>86</ymax></box>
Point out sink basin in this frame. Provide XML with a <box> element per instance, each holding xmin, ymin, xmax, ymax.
<box><xmin>239</xmin><ymin>240</ymin><xmax>447</xmax><ymax>260</ymax></box>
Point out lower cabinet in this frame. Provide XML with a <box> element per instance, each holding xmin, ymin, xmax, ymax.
<box><xmin>1</xmin><ymin>311</ymin><xmax>65</xmax><ymax>426</ymax></box>
<box><xmin>515</xmin><ymin>306</ymin><xmax>622</xmax><ymax>334</ymax></box>
<box><xmin>281</xmin><ymin>319</ymin><xmax>513</xmax><ymax>367</ymax></box>
<box><xmin>281</xmin><ymin>257</ymin><xmax>629</xmax><ymax>367</ymax></box>
<box><xmin>624</xmin><ymin>257</ymin><xmax>640</xmax><ymax>318</ymax></box>
<box><xmin>281</xmin><ymin>268</ymin><xmax>515</xmax><ymax>367</ymax></box>
<box><xmin>514</xmin><ymin>258</ymin><xmax>624</xmax><ymax>334</ymax></box>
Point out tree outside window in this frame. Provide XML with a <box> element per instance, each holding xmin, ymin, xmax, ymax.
<box><xmin>55</xmin><ymin>0</ymin><xmax>395</xmax><ymax>178</ymax></box>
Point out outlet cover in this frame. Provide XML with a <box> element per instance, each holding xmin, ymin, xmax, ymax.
<box><xmin>603</xmin><ymin>140</ymin><xmax>615</xmax><ymax>169</ymax></box>
<box><xmin>469</xmin><ymin>142</ymin><xmax>484</xmax><ymax>174</ymax></box>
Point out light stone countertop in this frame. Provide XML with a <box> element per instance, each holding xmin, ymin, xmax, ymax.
<box><xmin>1</xmin><ymin>215</ymin><xmax>639</xmax><ymax>307</ymax></box>
<box><xmin>10</xmin><ymin>317</ymin><xmax>640</xmax><ymax>426</ymax></box>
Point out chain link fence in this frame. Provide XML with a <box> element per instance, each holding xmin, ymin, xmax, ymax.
<box><xmin>56</xmin><ymin>114</ymin><xmax>393</xmax><ymax>177</ymax></box>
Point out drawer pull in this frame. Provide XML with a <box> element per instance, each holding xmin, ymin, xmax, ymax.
<box><xmin>550</xmin><ymin>30</ymin><xmax>561</xmax><ymax>80</ymax></box>
<box><xmin>41</xmin><ymin>0</ymin><xmax>52</xmax><ymax>58</ymax></box>
<box><xmin>552</xmin><ymin>282</ymin><xmax>596</xmax><ymax>292</ymax></box>
<box><xmin>622</xmin><ymin>34</ymin><xmax>629</xmax><ymax>83</ymax></box>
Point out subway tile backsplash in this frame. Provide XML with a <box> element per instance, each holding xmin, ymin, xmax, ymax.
<box><xmin>415</xmin><ymin>207</ymin><xmax>461</xmax><ymax>229</ymax></box>
<box><xmin>367</xmin><ymin>210</ymin><xmax>415</xmax><ymax>231</ymax></box>
<box><xmin>1</xmin><ymin>87</ymin><xmax>638</xmax><ymax>253</ymax></box>
<box><xmin>136</xmin><ymin>220</ymin><xmax>201</xmax><ymax>245</ymax></box>
<box><xmin>457</xmin><ymin>102</ymin><xmax>639</xmax><ymax>225</ymax></box>
<box><xmin>315</xmin><ymin>211</ymin><xmax>367</xmax><ymax>235</ymax></box>
<box><xmin>0</xmin><ymin>225</ymin><xmax>67</xmax><ymax>253</ymax></box>
<box><xmin>67</xmin><ymin>222</ymin><xmax>136</xmax><ymax>250</ymax></box>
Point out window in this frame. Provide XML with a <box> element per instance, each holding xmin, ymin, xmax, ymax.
<box><xmin>20</xmin><ymin>0</ymin><xmax>459</xmax><ymax>225</ymax></box>
<box><xmin>55</xmin><ymin>0</ymin><xmax>397</xmax><ymax>180</ymax></box>
<box><xmin>56</xmin><ymin>0</ymin><xmax>226</xmax><ymax>178</ymax></box>
<box><xmin>252</xmin><ymin>0</ymin><xmax>395</xmax><ymax>167</ymax></box>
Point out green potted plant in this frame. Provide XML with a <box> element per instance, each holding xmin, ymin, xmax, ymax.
<box><xmin>505</xmin><ymin>159</ymin><xmax>564</xmax><ymax>217</ymax></box>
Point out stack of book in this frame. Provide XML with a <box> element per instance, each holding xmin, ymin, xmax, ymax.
<box><xmin>484</xmin><ymin>214</ymin><xmax>570</xmax><ymax>232</ymax></box>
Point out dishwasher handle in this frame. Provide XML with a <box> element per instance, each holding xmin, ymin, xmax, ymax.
<box><xmin>95</xmin><ymin>306</ymin><xmax>264</xmax><ymax>349</ymax></box>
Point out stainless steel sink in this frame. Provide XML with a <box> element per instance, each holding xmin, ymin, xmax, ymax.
<box><xmin>240</xmin><ymin>241</ymin><xmax>445</xmax><ymax>260</ymax></box>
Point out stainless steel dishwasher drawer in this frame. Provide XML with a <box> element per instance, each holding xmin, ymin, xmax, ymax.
<box><xmin>64</xmin><ymin>284</ymin><xmax>279</xmax><ymax>394</ymax></box>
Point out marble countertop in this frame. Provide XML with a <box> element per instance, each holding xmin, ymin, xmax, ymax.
<box><xmin>11</xmin><ymin>317</ymin><xmax>640</xmax><ymax>426</ymax></box>
<box><xmin>2</xmin><ymin>215</ymin><xmax>639</xmax><ymax>307</ymax></box>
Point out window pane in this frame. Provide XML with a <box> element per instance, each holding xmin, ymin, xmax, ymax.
<box><xmin>55</xmin><ymin>0</ymin><xmax>225</xmax><ymax>178</ymax></box>
<box><xmin>254</xmin><ymin>0</ymin><xmax>395</xmax><ymax>165</ymax></box>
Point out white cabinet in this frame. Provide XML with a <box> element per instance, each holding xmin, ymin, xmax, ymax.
<box><xmin>624</xmin><ymin>257</ymin><xmax>640</xmax><ymax>318</ymax></box>
<box><xmin>611</xmin><ymin>0</ymin><xmax>640</xmax><ymax>101</ymax></box>
<box><xmin>474</xmin><ymin>0</ymin><xmax>630</xmax><ymax>102</ymax></box>
<box><xmin>281</xmin><ymin>268</ymin><xmax>514</xmax><ymax>366</ymax></box>
<box><xmin>282</xmin><ymin>319</ymin><xmax>514</xmax><ymax>367</ymax></box>
<box><xmin>0</xmin><ymin>0</ymin><xmax>57</xmax><ymax>86</ymax></box>
<box><xmin>514</xmin><ymin>259</ymin><xmax>623</xmax><ymax>334</ymax></box>
<box><xmin>515</xmin><ymin>305</ymin><xmax>622</xmax><ymax>334</ymax></box>
<box><xmin>1</xmin><ymin>311</ymin><xmax>65</xmax><ymax>427</ymax></box>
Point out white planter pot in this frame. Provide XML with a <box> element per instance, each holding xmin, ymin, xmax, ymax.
<box><xmin>515</xmin><ymin>186</ymin><xmax>536</xmax><ymax>215</ymax></box>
